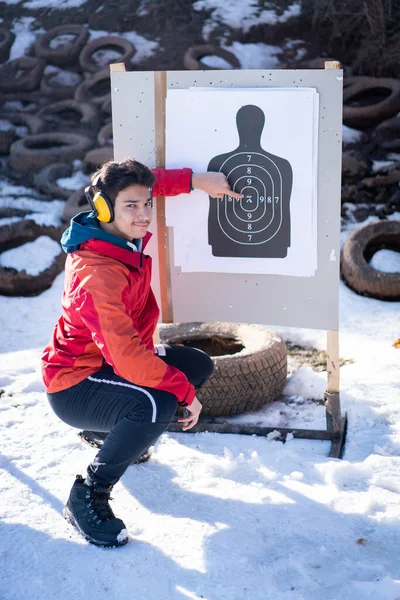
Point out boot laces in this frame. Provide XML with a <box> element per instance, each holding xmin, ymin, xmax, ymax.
<box><xmin>90</xmin><ymin>488</ymin><xmax>116</xmax><ymax>522</ymax></box>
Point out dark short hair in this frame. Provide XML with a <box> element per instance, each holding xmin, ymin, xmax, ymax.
<box><xmin>92</xmin><ymin>158</ymin><xmax>155</xmax><ymax>205</ymax></box>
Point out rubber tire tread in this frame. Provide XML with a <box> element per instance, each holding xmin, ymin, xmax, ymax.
<box><xmin>37</xmin><ymin>99</ymin><xmax>99</xmax><ymax>130</ymax></box>
<box><xmin>0</xmin><ymin>57</ymin><xmax>45</xmax><ymax>93</ymax></box>
<box><xmin>40</xmin><ymin>68</ymin><xmax>83</xmax><ymax>101</ymax></box>
<box><xmin>2</xmin><ymin>111</ymin><xmax>45</xmax><ymax>135</ymax></box>
<box><xmin>0</xmin><ymin>220</ymin><xmax>65</xmax><ymax>296</ymax></box>
<box><xmin>10</xmin><ymin>132</ymin><xmax>92</xmax><ymax>173</ymax></box>
<box><xmin>0</xmin><ymin>29</ymin><xmax>15</xmax><ymax>62</ymax></box>
<box><xmin>183</xmin><ymin>44</ymin><xmax>240</xmax><ymax>70</ymax></box>
<box><xmin>160</xmin><ymin>322</ymin><xmax>287</xmax><ymax>416</ymax></box>
<box><xmin>341</xmin><ymin>220</ymin><xmax>400</xmax><ymax>301</ymax></box>
<box><xmin>34</xmin><ymin>25</ymin><xmax>89</xmax><ymax>67</ymax></box>
<box><xmin>97</xmin><ymin>122</ymin><xmax>113</xmax><ymax>147</ymax></box>
<box><xmin>78</xmin><ymin>36</ymin><xmax>135</xmax><ymax>73</ymax></box>
<box><xmin>343</xmin><ymin>76</ymin><xmax>400</xmax><ymax>129</ymax></box>
<box><xmin>63</xmin><ymin>187</ymin><xmax>89</xmax><ymax>222</ymax></box>
<box><xmin>74</xmin><ymin>68</ymin><xmax>111</xmax><ymax>106</ymax></box>
<box><xmin>34</xmin><ymin>162</ymin><xmax>73</xmax><ymax>200</ymax></box>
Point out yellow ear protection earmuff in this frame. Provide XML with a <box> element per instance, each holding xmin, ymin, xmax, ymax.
<box><xmin>84</xmin><ymin>174</ymin><xmax>115</xmax><ymax>223</ymax></box>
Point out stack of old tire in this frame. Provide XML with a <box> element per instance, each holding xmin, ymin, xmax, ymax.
<box><xmin>0</xmin><ymin>25</ymin><xmax>129</xmax><ymax>210</ymax></box>
<box><xmin>340</xmin><ymin>75</ymin><xmax>400</xmax><ymax>301</ymax></box>
<box><xmin>0</xmin><ymin>25</ymin><xmax>135</xmax><ymax>297</ymax></box>
<box><xmin>289</xmin><ymin>59</ymin><xmax>400</xmax><ymax>301</ymax></box>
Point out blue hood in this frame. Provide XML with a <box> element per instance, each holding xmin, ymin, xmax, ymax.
<box><xmin>61</xmin><ymin>211</ymin><xmax>142</xmax><ymax>254</ymax></box>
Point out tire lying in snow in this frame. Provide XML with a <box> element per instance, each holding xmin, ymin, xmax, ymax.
<box><xmin>100</xmin><ymin>94</ymin><xmax>111</xmax><ymax>116</ymax></box>
<box><xmin>0</xmin><ymin>57</ymin><xmax>45</xmax><ymax>93</ymax></box>
<box><xmin>74</xmin><ymin>68</ymin><xmax>111</xmax><ymax>107</ymax></box>
<box><xmin>372</xmin><ymin>116</ymin><xmax>400</xmax><ymax>152</ymax></box>
<box><xmin>0</xmin><ymin>91</ymin><xmax>48</xmax><ymax>114</ymax></box>
<box><xmin>0</xmin><ymin>208</ymin><xmax>33</xmax><ymax>219</ymax></box>
<box><xmin>341</xmin><ymin>220</ymin><xmax>400</xmax><ymax>301</ymax></box>
<box><xmin>342</xmin><ymin>149</ymin><xmax>369</xmax><ymax>185</ymax></box>
<box><xmin>10</xmin><ymin>132</ymin><xmax>92</xmax><ymax>173</ymax></box>
<box><xmin>79</xmin><ymin>36</ymin><xmax>135</xmax><ymax>74</ymax></box>
<box><xmin>36</xmin><ymin>99</ymin><xmax>99</xmax><ymax>131</ymax></box>
<box><xmin>343</xmin><ymin>76</ymin><xmax>400</xmax><ymax>129</ymax></box>
<box><xmin>83</xmin><ymin>146</ymin><xmax>113</xmax><ymax>173</ymax></box>
<box><xmin>63</xmin><ymin>187</ymin><xmax>89</xmax><ymax>223</ymax></box>
<box><xmin>160</xmin><ymin>322</ymin><xmax>287</xmax><ymax>416</ymax></box>
<box><xmin>34</xmin><ymin>25</ymin><xmax>89</xmax><ymax>67</ymax></box>
<box><xmin>0</xmin><ymin>220</ymin><xmax>65</xmax><ymax>296</ymax></box>
<box><xmin>34</xmin><ymin>162</ymin><xmax>73</xmax><ymax>200</ymax></box>
<box><xmin>2</xmin><ymin>111</ymin><xmax>45</xmax><ymax>135</ymax></box>
<box><xmin>183</xmin><ymin>44</ymin><xmax>240</xmax><ymax>70</ymax></box>
<box><xmin>0</xmin><ymin>125</ymin><xmax>16</xmax><ymax>154</ymax></box>
<box><xmin>0</xmin><ymin>28</ymin><xmax>15</xmax><ymax>63</ymax></box>
<box><xmin>40</xmin><ymin>66</ymin><xmax>83</xmax><ymax>101</ymax></box>
<box><xmin>97</xmin><ymin>122</ymin><xmax>113</xmax><ymax>147</ymax></box>
<box><xmin>362</xmin><ymin>165</ymin><xmax>400</xmax><ymax>189</ymax></box>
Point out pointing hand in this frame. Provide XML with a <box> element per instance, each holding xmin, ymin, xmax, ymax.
<box><xmin>192</xmin><ymin>172</ymin><xmax>244</xmax><ymax>199</ymax></box>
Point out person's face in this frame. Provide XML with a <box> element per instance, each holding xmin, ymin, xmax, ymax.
<box><xmin>106</xmin><ymin>184</ymin><xmax>153</xmax><ymax>241</ymax></box>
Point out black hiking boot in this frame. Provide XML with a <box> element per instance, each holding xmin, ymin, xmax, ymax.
<box><xmin>64</xmin><ymin>475</ymin><xmax>128</xmax><ymax>548</ymax></box>
<box><xmin>78</xmin><ymin>430</ymin><xmax>154</xmax><ymax>464</ymax></box>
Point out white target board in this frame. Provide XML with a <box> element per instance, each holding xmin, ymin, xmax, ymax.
<box><xmin>110</xmin><ymin>67</ymin><xmax>342</xmax><ymax>330</ymax></box>
<box><xmin>166</xmin><ymin>88</ymin><xmax>319</xmax><ymax>277</ymax></box>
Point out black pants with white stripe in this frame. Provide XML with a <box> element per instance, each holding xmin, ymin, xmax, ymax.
<box><xmin>47</xmin><ymin>344</ymin><xmax>214</xmax><ymax>486</ymax></box>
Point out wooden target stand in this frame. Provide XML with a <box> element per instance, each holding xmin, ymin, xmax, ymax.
<box><xmin>110</xmin><ymin>62</ymin><xmax>347</xmax><ymax>459</ymax></box>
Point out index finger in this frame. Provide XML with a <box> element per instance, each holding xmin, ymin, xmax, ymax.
<box><xmin>227</xmin><ymin>190</ymin><xmax>244</xmax><ymax>199</ymax></box>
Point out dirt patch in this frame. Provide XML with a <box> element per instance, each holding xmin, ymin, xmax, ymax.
<box><xmin>286</xmin><ymin>342</ymin><xmax>353</xmax><ymax>375</ymax></box>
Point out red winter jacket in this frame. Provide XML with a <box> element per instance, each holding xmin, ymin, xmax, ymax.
<box><xmin>41</xmin><ymin>168</ymin><xmax>196</xmax><ymax>406</ymax></box>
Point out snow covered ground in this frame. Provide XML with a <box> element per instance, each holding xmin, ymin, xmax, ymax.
<box><xmin>0</xmin><ymin>173</ymin><xmax>399</xmax><ymax>599</ymax></box>
<box><xmin>194</xmin><ymin>0</ymin><xmax>301</xmax><ymax>39</ymax></box>
<box><xmin>1</xmin><ymin>2</ymin><xmax>400</xmax><ymax>599</ymax></box>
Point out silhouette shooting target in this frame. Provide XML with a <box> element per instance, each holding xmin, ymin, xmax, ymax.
<box><xmin>207</xmin><ymin>105</ymin><xmax>293</xmax><ymax>258</ymax></box>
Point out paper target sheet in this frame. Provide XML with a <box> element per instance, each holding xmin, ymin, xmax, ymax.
<box><xmin>165</xmin><ymin>87</ymin><xmax>319</xmax><ymax>276</ymax></box>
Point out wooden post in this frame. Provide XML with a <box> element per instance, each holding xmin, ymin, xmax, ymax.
<box><xmin>325</xmin><ymin>329</ymin><xmax>342</xmax><ymax>432</ymax></box>
<box><xmin>327</xmin><ymin>330</ymin><xmax>340</xmax><ymax>393</ymax></box>
<box><xmin>324</xmin><ymin>60</ymin><xmax>340</xmax><ymax>70</ymax></box>
<box><xmin>110</xmin><ymin>62</ymin><xmax>126</xmax><ymax>72</ymax></box>
<box><xmin>154</xmin><ymin>73</ymin><xmax>173</xmax><ymax>345</ymax></box>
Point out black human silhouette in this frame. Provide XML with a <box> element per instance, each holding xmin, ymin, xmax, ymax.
<box><xmin>207</xmin><ymin>104</ymin><xmax>293</xmax><ymax>258</ymax></box>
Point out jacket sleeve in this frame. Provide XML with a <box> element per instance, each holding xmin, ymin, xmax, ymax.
<box><xmin>152</xmin><ymin>168</ymin><xmax>192</xmax><ymax>197</ymax></box>
<box><xmin>77</xmin><ymin>263</ymin><xmax>196</xmax><ymax>406</ymax></box>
